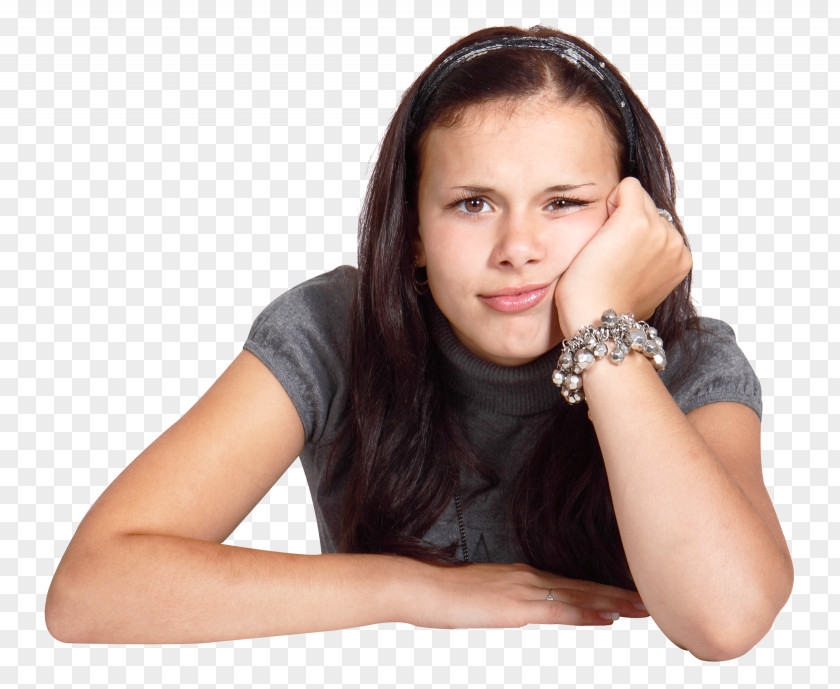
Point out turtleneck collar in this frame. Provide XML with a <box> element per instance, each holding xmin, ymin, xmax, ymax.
<box><xmin>427</xmin><ymin>298</ymin><xmax>566</xmax><ymax>417</ymax></box>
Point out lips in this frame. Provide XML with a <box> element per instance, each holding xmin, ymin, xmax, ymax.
<box><xmin>478</xmin><ymin>283</ymin><xmax>552</xmax><ymax>313</ymax></box>
<box><xmin>480</xmin><ymin>283</ymin><xmax>551</xmax><ymax>298</ymax></box>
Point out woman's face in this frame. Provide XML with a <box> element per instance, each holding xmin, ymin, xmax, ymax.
<box><xmin>415</xmin><ymin>97</ymin><xmax>622</xmax><ymax>367</ymax></box>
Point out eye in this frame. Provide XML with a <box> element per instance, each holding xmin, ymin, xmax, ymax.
<box><xmin>446</xmin><ymin>194</ymin><xmax>591</xmax><ymax>220</ymax></box>
<box><xmin>546</xmin><ymin>197</ymin><xmax>589</xmax><ymax>212</ymax></box>
<box><xmin>548</xmin><ymin>198</ymin><xmax>580</xmax><ymax>211</ymax></box>
<box><xmin>452</xmin><ymin>196</ymin><xmax>492</xmax><ymax>216</ymax></box>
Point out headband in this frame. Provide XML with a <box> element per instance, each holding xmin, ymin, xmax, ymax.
<box><xmin>410</xmin><ymin>35</ymin><xmax>637</xmax><ymax>170</ymax></box>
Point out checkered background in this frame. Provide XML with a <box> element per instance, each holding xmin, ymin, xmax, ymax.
<box><xmin>3</xmin><ymin>0</ymin><xmax>835</xmax><ymax>687</ymax></box>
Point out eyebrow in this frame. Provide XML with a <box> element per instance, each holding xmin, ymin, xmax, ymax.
<box><xmin>450</xmin><ymin>183</ymin><xmax>597</xmax><ymax>194</ymax></box>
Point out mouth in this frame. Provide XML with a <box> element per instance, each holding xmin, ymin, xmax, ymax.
<box><xmin>478</xmin><ymin>283</ymin><xmax>552</xmax><ymax>313</ymax></box>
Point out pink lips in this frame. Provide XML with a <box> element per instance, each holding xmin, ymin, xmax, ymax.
<box><xmin>478</xmin><ymin>284</ymin><xmax>551</xmax><ymax>313</ymax></box>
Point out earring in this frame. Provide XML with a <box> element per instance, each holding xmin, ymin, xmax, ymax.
<box><xmin>412</xmin><ymin>259</ymin><xmax>429</xmax><ymax>295</ymax></box>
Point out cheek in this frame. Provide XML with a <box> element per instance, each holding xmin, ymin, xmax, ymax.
<box><xmin>423</xmin><ymin>228</ymin><xmax>483</xmax><ymax>277</ymax></box>
<box><xmin>553</xmin><ymin>210</ymin><xmax>608</xmax><ymax>262</ymax></box>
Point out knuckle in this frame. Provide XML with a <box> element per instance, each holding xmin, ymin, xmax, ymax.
<box><xmin>503</xmin><ymin>602</ymin><xmax>529</xmax><ymax>628</ymax></box>
<box><xmin>563</xmin><ymin>587</ymin><xmax>588</xmax><ymax>606</ymax></box>
<box><xmin>574</xmin><ymin>578</ymin><xmax>596</xmax><ymax>592</ymax></box>
<box><xmin>549</xmin><ymin>601</ymin><xmax>581</xmax><ymax>625</ymax></box>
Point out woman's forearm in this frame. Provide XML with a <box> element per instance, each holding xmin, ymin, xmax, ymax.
<box><xmin>45</xmin><ymin>533</ymin><xmax>417</xmax><ymax>644</ymax></box>
<box><xmin>581</xmin><ymin>352</ymin><xmax>792</xmax><ymax>659</ymax></box>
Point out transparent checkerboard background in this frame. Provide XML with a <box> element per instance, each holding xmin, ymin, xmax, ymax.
<box><xmin>3</xmin><ymin>0</ymin><xmax>835</xmax><ymax>686</ymax></box>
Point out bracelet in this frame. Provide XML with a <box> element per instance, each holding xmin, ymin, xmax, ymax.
<box><xmin>551</xmin><ymin>309</ymin><xmax>667</xmax><ymax>405</ymax></box>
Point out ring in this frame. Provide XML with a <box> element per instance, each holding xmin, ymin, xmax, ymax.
<box><xmin>546</xmin><ymin>589</ymin><xmax>554</xmax><ymax>601</ymax></box>
<box><xmin>657</xmin><ymin>207</ymin><xmax>674</xmax><ymax>224</ymax></box>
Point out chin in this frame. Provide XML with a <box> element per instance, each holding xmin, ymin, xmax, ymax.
<box><xmin>477</xmin><ymin>338</ymin><xmax>554</xmax><ymax>367</ymax></box>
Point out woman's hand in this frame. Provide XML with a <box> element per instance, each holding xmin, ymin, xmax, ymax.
<box><xmin>402</xmin><ymin>561</ymin><xmax>649</xmax><ymax>629</ymax></box>
<box><xmin>553</xmin><ymin>177</ymin><xmax>692</xmax><ymax>339</ymax></box>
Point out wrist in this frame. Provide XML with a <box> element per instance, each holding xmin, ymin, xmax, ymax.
<box><xmin>380</xmin><ymin>555</ymin><xmax>433</xmax><ymax>626</ymax></box>
<box><xmin>556</xmin><ymin>301</ymin><xmax>632</xmax><ymax>341</ymax></box>
<box><xmin>551</xmin><ymin>309</ymin><xmax>667</xmax><ymax>406</ymax></box>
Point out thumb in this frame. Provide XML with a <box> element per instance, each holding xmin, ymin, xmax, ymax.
<box><xmin>605</xmin><ymin>181</ymin><xmax>621</xmax><ymax>218</ymax></box>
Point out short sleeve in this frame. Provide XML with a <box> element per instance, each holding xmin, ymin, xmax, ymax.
<box><xmin>661</xmin><ymin>317</ymin><xmax>763</xmax><ymax>421</ymax></box>
<box><xmin>242</xmin><ymin>266</ymin><xmax>357</xmax><ymax>444</ymax></box>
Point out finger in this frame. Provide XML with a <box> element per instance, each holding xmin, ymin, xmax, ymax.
<box><xmin>605</xmin><ymin>181</ymin><xmax>620</xmax><ymax>218</ymax></box>
<box><xmin>537</xmin><ymin>574</ymin><xmax>644</xmax><ymax>602</ymax></box>
<box><xmin>605</xmin><ymin>176</ymin><xmax>647</xmax><ymax>217</ymax></box>
<box><xmin>523</xmin><ymin>600</ymin><xmax>636</xmax><ymax>626</ymax></box>
<box><xmin>537</xmin><ymin>585</ymin><xmax>649</xmax><ymax>618</ymax></box>
<box><xmin>518</xmin><ymin>565</ymin><xmax>645</xmax><ymax>603</ymax></box>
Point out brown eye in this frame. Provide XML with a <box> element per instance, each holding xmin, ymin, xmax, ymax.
<box><xmin>463</xmin><ymin>198</ymin><xmax>485</xmax><ymax>213</ymax></box>
<box><xmin>452</xmin><ymin>197</ymin><xmax>491</xmax><ymax>216</ymax></box>
<box><xmin>547</xmin><ymin>197</ymin><xmax>588</xmax><ymax>212</ymax></box>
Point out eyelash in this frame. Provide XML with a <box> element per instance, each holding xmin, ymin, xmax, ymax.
<box><xmin>447</xmin><ymin>194</ymin><xmax>590</xmax><ymax>220</ymax></box>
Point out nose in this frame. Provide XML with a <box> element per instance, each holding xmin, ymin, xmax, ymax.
<box><xmin>490</xmin><ymin>213</ymin><xmax>546</xmax><ymax>268</ymax></box>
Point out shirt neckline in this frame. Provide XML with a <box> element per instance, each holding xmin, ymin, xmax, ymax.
<box><xmin>427</xmin><ymin>298</ymin><xmax>565</xmax><ymax>416</ymax></box>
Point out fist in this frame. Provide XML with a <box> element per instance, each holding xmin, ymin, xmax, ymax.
<box><xmin>553</xmin><ymin>177</ymin><xmax>692</xmax><ymax>338</ymax></box>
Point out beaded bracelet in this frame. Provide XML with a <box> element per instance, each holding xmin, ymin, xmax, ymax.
<box><xmin>551</xmin><ymin>309</ymin><xmax>667</xmax><ymax>405</ymax></box>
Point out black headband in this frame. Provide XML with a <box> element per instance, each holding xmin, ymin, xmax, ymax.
<box><xmin>410</xmin><ymin>35</ymin><xmax>637</xmax><ymax>170</ymax></box>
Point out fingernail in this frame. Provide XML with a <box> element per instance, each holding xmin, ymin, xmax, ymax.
<box><xmin>633</xmin><ymin>602</ymin><xmax>648</xmax><ymax>611</ymax></box>
<box><xmin>599</xmin><ymin>611</ymin><xmax>619</xmax><ymax>620</ymax></box>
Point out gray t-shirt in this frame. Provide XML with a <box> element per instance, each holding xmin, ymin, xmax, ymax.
<box><xmin>243</xmin><ymin>265</ymin><xmax>763</xmax><ymax>562</ymax></box>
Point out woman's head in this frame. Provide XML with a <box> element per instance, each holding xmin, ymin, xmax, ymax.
<box><xmin>413</xmin><ymin>97</ymin><xmax>621</xmax><ymax>365</ymax></box>
<box><xmin>357</xmin><ymin>25</ymin><xmax>689</xmax><ymax>368</ymax></box>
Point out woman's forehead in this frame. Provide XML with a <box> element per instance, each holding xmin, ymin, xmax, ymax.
<box><xmin>418</xmin><ymin>100</ymin><xmax>618</xmax><ymax>188</ymax></box>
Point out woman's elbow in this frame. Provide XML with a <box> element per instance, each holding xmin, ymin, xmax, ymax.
<box><xmin>45</xmin><ymin>565</ymin><xmax>97</xmax><ymax>644</ymax></box>
<box><xmin>685</xmin><ymin>580</ymin><xmax>793</xmax><ymax>661</ymax></box>
<box><xmin>45</xmin><ymin>577</ymin><xmax>76</xmax><ymax>643</ymax></box>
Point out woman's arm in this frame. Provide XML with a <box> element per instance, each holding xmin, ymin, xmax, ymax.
<box><xmin>582</xmin><ymin>353</ymin><xmax>793</xmax><ymax>661</ymax></box>
<box><xmin>47</xmin><ymin>533</ymin><xmax>417</xmax><ymax>643</ymax></box>
<box><xmin>45</xmin><ymin>350</ymin><xmax>415</xmax><ymax>643</ymax></box>
<box><xmin>46</xmin><ymin>349</ymin><xmax>648</xmax><ymax>643</ymax></box>
<box><xmin>553</xmin><ymin>178</ymin><xmax>793</xmax><ymax>660</ymax></box>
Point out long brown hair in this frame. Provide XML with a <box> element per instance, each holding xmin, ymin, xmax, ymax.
<box><xmin>325</xmin><ymin>25</ymin><xmax>699</xmax><ymax>589</ymax></box>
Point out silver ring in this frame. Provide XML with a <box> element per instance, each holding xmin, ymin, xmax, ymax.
<box><xmin>657</xmin><ymin>207</ymin><xmax>674</xmax><ymax>225</ymax></box>
<box><xmin>546</xmin><ymin>589</ymin><xmax>554</xmax><ymax>601</ymax></box>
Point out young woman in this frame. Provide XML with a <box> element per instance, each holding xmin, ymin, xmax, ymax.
<box><xmin>45</xmin><ymin>25</ymin><xmax>793</xmax><ymax>660</ymax></box>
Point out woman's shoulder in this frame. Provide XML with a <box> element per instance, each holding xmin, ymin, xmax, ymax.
<box><xmin>242</xmin><ymin>266</ymin><xmax>357</xmax><ymax>444</ymax></box>
<box><xmin>251</xmin><ymin>265</ymin><xmax>358</xmax><ymax>326</ymax></box>
<box><xmin>661</xmin><ymin>316</ymin><xmax>763</xmax><ymax>421</ymax></box>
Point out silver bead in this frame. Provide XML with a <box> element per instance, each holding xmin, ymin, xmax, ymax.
<box><xmin>601</xmin><ymin>309</ymin><xmax>617</xmax><ymax>326</ymax></box>
<box><xmin>592</xmin><ymin>342</ymin><xmax>608</xmax><ymax>359</ymax></box>
<box><xmin>647</xmin><ymin>327</ymin><xmax>658</xmax><ymax>338</ymax></box>
<box><xmin>575</xmin><ymin>348</ymin><xmax>595</xmax><ymax>369</ymax></box>
<box><xmin>551</xmin><ymin>369</ymin><xmax>566</xmax><ymax>387</ymax></box>
<box><xmin>654</xmin><ymin>336</ymin><xmax>664</xmax><ymax>347</ymax></box>
<box><xmin>628</xmin><ymin>328</ymin><xmax>646</xmax><ymax>351</ymax></box>
<box><xmin>651</xmin><ymin>350</ymin><xmax>667</xmax><ymax>371</ymax></box>
<box><xmin>558</xmin><ymin>350</ymin><xmax>574</xmax><ymax>370</ymax></box>
<box><xmin>609</xmin><ymin>347</ymin><xmax>625</xmax><ymax>365</ymax></box>
<box><xmin>564</xmin><ymin>373</ymin><xmax>582</xmax><ymax>391</ymax></box>
<box><xmin>643</xmin><ymin>340</ymin><xmax>660</xmax><ymax>356</ymax></box>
